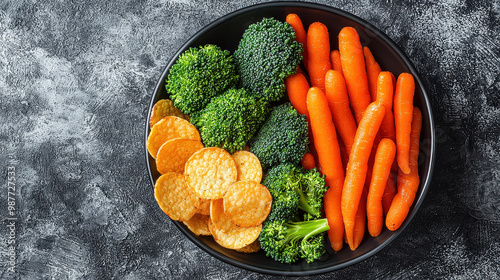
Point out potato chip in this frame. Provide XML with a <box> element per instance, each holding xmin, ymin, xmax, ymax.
<box><xmin>196</xmin><ymin>198</ymin><xmax>211</xmax><ymax>216</ymax></box>
<box><xmin>150</xmin><ymin>99</ymin><xmax>189</xmax><ymax>128</ymax></box>
<box><xmin>223</xmin><ymin>181</ymin><xmax>272</xmax><ymax>228</ymax></box>
<box><xmin>232</xmin><ymin>151</ymin><xmax>263</xmax><ymax>183</ymax></box>
<box><xmin>156</xmin><ymin>138</ymin><xmax>203</xmax><ymax>174</ymax></box>
<box><xmin>183</xmin><ymin>214</ymin><xmax>211</xmax><ymax>236</ymax></box>
<box><xmin>208</xmin><ymin>217</ymin><xmax>262</xmax><ymax>250</ymax></box>
<box><xmin>235</xmin><ymin>240</ymin><xmax>261</xmax><ymax>253</ymax></box>
<box><xmin>147</xmin><ymin>116</ymin><xmax>200</xmax><ymax>159</ymax></box>
<box><xmin>210</xmin><ymin>199</ymin><xmax>235</xmax><ymax>232</ymax></box>
<box><xmin>154</xmin><ymin>172</ymin><xmax>200</xmax><ymax>221</ymax></box>
<box><xmin>184</xmin><ymin>147</ymin><xmax>237</xmax><ymax>199</ymax></box>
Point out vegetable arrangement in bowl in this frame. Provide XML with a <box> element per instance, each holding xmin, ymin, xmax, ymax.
<box><xmin>147</xmin><ymin>11</ymin><xmax>423</xmax><ymax>266</ymax></box>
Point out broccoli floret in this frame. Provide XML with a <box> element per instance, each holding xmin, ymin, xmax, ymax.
<box><xmin>166</xmin><ymin>44</ymin><xmax>238</xmax><ymax>114</ymax></box>
<box><xmin>259</xmin><ymin>219</ymin><xmax>330</xmax><ymax>264</ymax></box>
<box><xmin>250</xmin><ymin>103</ymin><xmax>308</xmax><ymax>170</ymax></box>
<box><xmin>190</xmin><ymin>88</ymin><xmax>269</xmax><ymax>154</ymax></box>
<box><xmin>263</xmin><ymin>164</ymin><xmax>327</xmax><ymax>221</ymax></box>
<box><xmin>234</xmin><ymin>18</ymin><xmax>302</xmax><ymax>102</ymax></box>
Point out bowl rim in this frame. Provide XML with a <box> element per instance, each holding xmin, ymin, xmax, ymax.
<box><xmin>144</xmin><ymin>1</ymin><xmax>436</xmax><ymax>276</ymax></box>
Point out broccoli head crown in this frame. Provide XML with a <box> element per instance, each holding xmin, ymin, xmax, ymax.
<box><xmin>250</xmin><ymin>103</ymin><xmax>309</xmax><ymax>170</ymax></box>
<box><xmin>190</xmin><ymin>88</ymin><xmax>269</xmax><ymax>154</ymax></box>
<box><xmin>259</xmin><ymin>219</ymin><xmax>329</xmax><ymax>264</ymax></box>
<box><xmin>263</xmin><ymin>164</ymin><xmax>327</xmax><ymax>222</ymax></box>
<box><xmin>166</xmin><ymin>44</ymin><xmax>238</xmax><ymax>114</ymax></box>
<box><xmin>234</xmin><ymin>17</ymin><xmax>303</xmax><ymax>102</ymax></box>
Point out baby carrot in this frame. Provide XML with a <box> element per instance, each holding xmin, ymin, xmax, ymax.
<box><xmin>286</xmin><ymin>14</ymin><xmax>308</xmax><ymax>69</ymax></box>
<box><xmin>330</xmin><ymin>50</ymin><xmax>343</xmax><ymax>75</ymax></box>
<box><xmin>286</xmin><ymin>72</ymin><xmax>310</xmax><ymax>118</ymax></box>
<box><xmin>353</xmin><ymin>185</ymin><xmax>367</xmax><ymax>249</ymax></box>
<box><xmin>324</xmin><ymin>70</ymin><xmax>358</xmax><ymax>154</ymax></box>
<box><xmin>307</xmin><ymin>22</ymin><xmax>331</xmax><ymax>91</ymax></box>
<box><xmin>394</xmin><ymin>73</ymin><xmax>415</xmax><ymax>174</ymax></box>
<box><xmin>367</xmin><ymin>138</ymin><xmax>396</xmax><ymax>237</ymax></box>
<box><xmin>363</xmin><ymin>46</ymin><xmax>382</xmax><ymax>102</ymax></box>
<box><xmin>376</xmin><ymin>72</ymin><xmax>396</xmax><ymax>142</ymax></box>
<box><xmin>386</xmin><ymin>107</ymin><xmax>422</xmax><ymax>231</ymax></box>
<box><xmin>341</xmin><ymin>101</ymin><xmax>385</xmax><ymax>249</ymax></box>
<box><xmin>382</xmin><ymin>171</ymin><xmax>397</xmax><ymax>215</ymax></box>
<box><xmin>338</xmin><ymin>27</ymin><xmax>371</xmax><ymax>124</ymax></box>
<box><xmin>338</xmin><ymin>136</ymin><xmax>349</xmax><ymax>171</ymax></box>
<box><xmin>301</xmin><ymin>152</ymin><xmax>316</xmax><ymax>170</ymax></box>
<box><xmin>306</xmin><ymin>87</ymin><xmax>344</xmax><ymax>251</ymax></box>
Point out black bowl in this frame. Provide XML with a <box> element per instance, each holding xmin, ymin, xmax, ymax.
<box><xmin>145</xmin><ymin>1</ymin><xmax>435</xmax><ymax>276</ymax></box>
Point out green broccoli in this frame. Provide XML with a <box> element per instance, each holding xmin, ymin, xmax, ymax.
<box><xmin>259</xmin><ymin>219</ymin><xmax>330</xmax><ymax>264</ymax></box>
<box><xmin>234</xmin><ymin>17</ymin><xmax>302</xmax><ymax>102</ymax></box>
<box><xmin>249</xmin><ymin>103</ymin><xmax>309</xmax><ymax>170</ymax></box>
<box><xmin>263</xmin><ymin>164</ymin><xmax>327</xmax><ymax>221</ymax></box>
<box><xmin>190</xmin><ymin>88</ymin><xmax>269</xmax><ymax>154</ymax></box>
<box><xmin>166</xmin><ymin>44</ymin><xmax>238</xmax><ymax>114</ymax></box>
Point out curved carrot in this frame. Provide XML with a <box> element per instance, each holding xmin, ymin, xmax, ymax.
<box><xmin>286</xmin><ymin>14</ymin><xmax>308</xmax><ymax>69</ymax></box>
<box><xmin>338</xmin><ymin>27</ymin><xmax>371</xmax><ymax>124</ymax></box>
<box><xmin>341</xmin><ymin>101</ymin><xmax>385</xmax><ymax>249</ymax></box>
<box><xmin>286</xmin><ymin>72</ymin><xmax>310</xmax><ymax>118</ymax></box>
<box><xmin>367</xmin><ymin>138</ymin><xmax>396</xmax><ymax>237</ymax></box>
<box><xmin>382</xmin><ymin>171</ymin><xmax>397</xmax><ymax>214</ymax></box>
<box><xmin>324</xmin><ymin>70</ymin><xmax>358</xmax><ymax>154</ymax></box>
<box><xmin>376</xmin><ymin>72</ymin><xmax>396</xmax><ymax>142</ymax></box>
<box><xmin>307</xmin><ymin>22</ymin><xmax>331</xmax><ymax>91</ymax></box>
<box><xmin>353</xmin><ymin>185</ymin><xmax>367</xmax><ymax>249</ymax></box>
<box><xmin>301</xmin><ymin>152</ymin><xmax>316</xmax><ymax>170</ymax></box>
<box><xmin>306</xmin><ymin>87</ymin><xmax>344</xmax><ymax>251</ymax></box>
<box><xmin>394</xmin><ymin>73</ymin><xmax>415</xmax><ymax>174</ymax></box>
<box><xmin>330</xmin><ymin>50</ymin><xmax>343</xmax><ymax>75</ymax></box>
<box><xmin>363</xmin><ymin>46</ymin><xmax>382</xmax><ymax>102</ymax></box>
<box><xmin>386</xmin><ymin>107</ymin><xmax>421</xmax><ymax>231</ymax></box>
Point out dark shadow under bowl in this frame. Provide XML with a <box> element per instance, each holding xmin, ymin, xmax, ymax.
<box><xmin>144</xmin><ymin>1</ymin><xmax>435</xmax><ymax>276</ymax></box>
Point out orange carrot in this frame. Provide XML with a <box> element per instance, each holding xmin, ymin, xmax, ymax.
<box><xmin>394</xmin><ymin>73</ymin><xmax>415</xmax><ymax>174</ymax></box>
<box><xmin>330</xmin><ymin>50</ymin><xmax>343</xmax><ymax>75</ymax></box>
<box><xmin>301</xmin><ymin>153</ymin><xmax>316</xmax><ymax>170</ymax></box>
<box><xmin>386</xmin><ymin>107</ymin><xmax>422</xmax><ymax>231</ymax></box>
<box><xmin>353</xmin><ymin>185</ymin><xmax>367</xmax><ymax>249</ymax></box>
<box><xmin>382</xmin><ymin>171</ymin><xmax>397</xmax><ymax>214</ymax></box>
<box><xmin>286</xmin><ymin>72</ymin><xmax>310</xmax><ymax>118</ymax></box>
<box><xmin>376</xmin><ymin>72</ymin><xmax>396</xmax><ymax>142</ymax></box>
<box><xmin>306</xmin><ymin>87</ymin><xmax>344</xmax><ymax>251</ymax></box>
<box><xmin>338</xmin><ymin>27</ymin><xmax>371</xmax><ymax>124</ymax></box>
<box><xmin>367</xmin><ymin>138</ymin><xmax>396</xmax><ymax>237</ymax></box>
<box><xmin>286</xmin><ymin>14</ymin><xmax>308</xmax><ymax>69</ymax></box>
<box><xmin>363</xmin><ymin>46</ymin><xmax>382</xmax><ymax>102</ymax></box>
<box><xmin>341</xmin><ymin>101</ymin><xmax>385</xmax><ymax>250</ymax></box>
<box><xmin>324</xmin><ymin>70</ymin><xmax>358</xmax><ymax>154</ymax></box>
<box><xmin>307</xmin><ymin>22</ymin><xmax>331</xmax><ymax>91</ymax></box>
<box><xmin>338</xmin><ymin>136</ymin><xmax>349</xmax><ymax>171</ymax></box>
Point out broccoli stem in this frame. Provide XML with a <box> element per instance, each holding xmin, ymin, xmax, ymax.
<box><xmin>282</xmin><ymin>219</ymin><xmax>330</xmax><ymax>244</ymax></box>
<box><xmin>295</xmin><ymin>185</ymin><xmax>321</xmax><ymax>219</ymax></box>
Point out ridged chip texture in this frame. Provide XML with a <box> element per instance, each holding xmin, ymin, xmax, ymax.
<box><xmin>208</xmin><ymin>218</ymin><xmax>261</xmax><ymax>250</ymax></box>
<box><xmin>147</xmin><ymin>116</ymin><xmax>200</xmax><ymax>159</ymax></box>
<box><xmin>149</xmin><ymin>99</ymin><xmax>189</xmax><ymax>128</ymax></box>
<box><xmin>223</xmin><ymin>181</ymin><xmax>272</xmax><ymax>227</ymax></box>
<box><xmin>183</xmin><ymin>214</ymin><xmax>211</xmax><ymax>236</ymax></box>
<box><xmin>232</xmin><ymin>151</ymin><xmax>263</xmax><ymax>183</ymax></box>
<box><xmin>156</xmin><ymin>138</ymin><xmax>203</xmax><ymax>174</ymax></box>
<box><xmin>184</xmin><ymin>147</ymin><xmax>237</xmax><ymax>199</ymax></box>
<box><xmin>154</xmin><ymin>172</ymin><xmax>200</xmax><ymax>221</ymax></box>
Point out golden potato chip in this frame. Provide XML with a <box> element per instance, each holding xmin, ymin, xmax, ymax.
<box><xmin>183</xmin><ymin>214</ymin><xmax>211</xmax><ymax>236</ymax></box>
<box><xmin>150</xmin><ymin>99</ymin><xmax>189</xmax><ymax>128</ymax></box>
<box><xmin>232</xmin><ymin>151</ymin><xmax>263</xmax><ymax>183</ymax></box>
<box><xmin>156</xmin><ymin>138</ymin><xmax>204</xmax><ymax>174</ymax></box>
<box><xmin>234</xmin><ymin>240</ymin><xmax>261</xmax><ymax>253</ymax></box>
<box><xmin>184</xmin><ymin>147</ymin><xmax>237</xmax><ymax>199</ymax></box>
<box><xmin>223</xmin><ymin>181</ymin><xmax>272</xmax><ymax>228</ymax></box>
<box><xmin>197</xmin><ymin>198</ymin><xmax>211</xmax><ymax>216</ymax></box>
<box><xmin>210</xmin><ymin>199</ymin><xmax>235</xmax><ymax>232</ymax></box>
<box><xmin>154</xmin><ymin>172</ymin><xmax>200</xmax><ymax>222</ymax></box>
<box><xmin>208</xmin><ymin>217</ymin><xmax>262</xmax><ymax>250</ymax></box>
<box><xmin>147</xmin><ymin>116</ymin><xmax>200</xmax><ymax>159</ymax></box>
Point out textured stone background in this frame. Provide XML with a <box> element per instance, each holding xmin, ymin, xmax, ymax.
<box><xmin>0</xmin><ymin>0</ymin><xmax>499</xmax><ymax>279</ymax></box>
